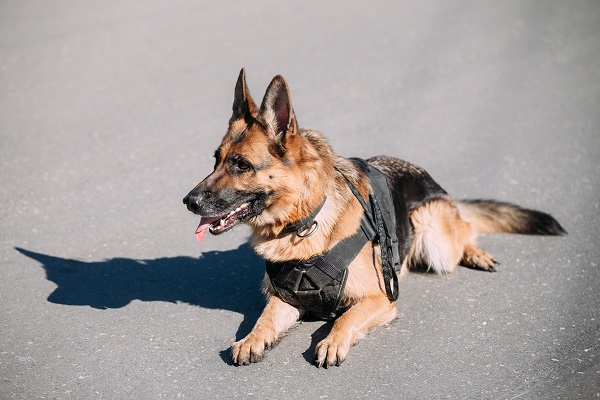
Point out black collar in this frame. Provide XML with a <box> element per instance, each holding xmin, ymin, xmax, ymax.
<box><xmin>281</xmin><ymin>197</ymin><xmax>327</xmax><ymax>236</ymax></box>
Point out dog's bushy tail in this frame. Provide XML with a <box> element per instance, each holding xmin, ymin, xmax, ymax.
<box><xmin>456</xmin><ymin>199</ymin><xmax>566</xmax><ymax>235</ymax></box>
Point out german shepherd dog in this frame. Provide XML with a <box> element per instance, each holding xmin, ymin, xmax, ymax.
<box><xmin>183</xmin><ymin>69</ymin><xmax>566</xmax><ymax>368</ymax></box>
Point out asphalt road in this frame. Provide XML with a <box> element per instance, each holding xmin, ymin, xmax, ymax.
<box><xmin>1</xmin><ymin>1</ymin><xmax>599</xmax><ymax>398</ymax></box>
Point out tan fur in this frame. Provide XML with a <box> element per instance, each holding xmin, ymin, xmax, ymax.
<box><xmin>456</xmin><ymin>201</ymin><xmax>529</xmax><ymax>233</ymax></box>
<box><xmin>407</xmin><ymin>198</ymin><xmax>497</xmax><ymax>273</ymax></box>
<box><xmin>185</xmin><ymin>70</ymin><xmax>564</xmax><ymax>367</ymax></box>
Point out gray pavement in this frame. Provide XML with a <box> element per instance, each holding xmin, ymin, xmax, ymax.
<box><xmin>1</xmin><ymin>0</ymin><xmax>599</xmax><ymax>398</ymax></box>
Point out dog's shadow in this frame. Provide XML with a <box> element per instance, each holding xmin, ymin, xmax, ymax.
<box><xmin>15</xmin><ymin>245</ymin><xmax>267</xmax><ymax>348</ymax></box>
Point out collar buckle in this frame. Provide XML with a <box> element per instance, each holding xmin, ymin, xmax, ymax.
<box><xmin>296</xmin><ymin>221</ymin><xmax>319</xmax><ymax>238</ymax></box>
<box><xmin>281</xmin><ymin>196</ymin><xmax>327</xmax><ymax>237</ymax></box>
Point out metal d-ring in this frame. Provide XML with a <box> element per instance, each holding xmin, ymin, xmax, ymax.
<box><xmin>296</xmin><ymin>221</ymin><xmax>319</xmax><ymax>238</ymax></box>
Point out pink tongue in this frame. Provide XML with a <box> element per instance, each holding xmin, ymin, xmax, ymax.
<box><xmin>194</xmin><ymin>216</ymin><xmax>222</xmax><ymax>242</ymax></box>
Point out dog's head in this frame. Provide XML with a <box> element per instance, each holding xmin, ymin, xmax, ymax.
<box><xmin>183</xmin><ymin>69</ymin><xmax>331</xmax><ymax>241</ymax></box>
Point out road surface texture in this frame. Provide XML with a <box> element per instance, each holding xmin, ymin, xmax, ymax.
<box><xmin>1</xmin><ymin>1</ymin><xmax>599</xmax><ymax>398</ymax></box>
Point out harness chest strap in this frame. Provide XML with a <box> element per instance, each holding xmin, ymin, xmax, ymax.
<box><xmin>265</xmin><ymin>216</ymin><xmax>374</xmax><ymax>317</ymax></box>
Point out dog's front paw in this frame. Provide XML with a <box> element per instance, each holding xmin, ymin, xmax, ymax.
<box><xmin>314</xmin><ymin>335</ymin><xmax>352</xmax><ymax>368</ymax></box>
<box><xmin>231</xmin><ymin>334</ymin><xmax>274</xmax><ymax>366</ymax></box>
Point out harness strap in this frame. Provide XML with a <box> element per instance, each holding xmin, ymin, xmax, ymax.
<box><xmin>344</xmin><ymin>160</ymin><xmax>400</xmax><ymax>301</ymax></box>
<box><xmin>372</xmin><ymin>193</ymin><xmax>400</xmax><ymax>301</ymax></box>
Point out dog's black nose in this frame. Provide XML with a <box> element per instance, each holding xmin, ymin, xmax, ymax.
<box><xmin>183</xmin><ymin>192</ymin><xmax>202</xmax><ymax>213</ymax></box>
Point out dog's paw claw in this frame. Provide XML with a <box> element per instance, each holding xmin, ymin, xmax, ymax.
<box><xmin>462</xmin><ymin>247</ymin><xmax>499</xmax><ymax>272</ymax></box>
<box><xmin>314</xmin><ymin>337</ymin><xmax>349</xmax><ymax>368</ymax></box>
<box><xmin>231</xmin><ymin>335</ymin><xmax>273</xmax><ymax>366</ymax></box>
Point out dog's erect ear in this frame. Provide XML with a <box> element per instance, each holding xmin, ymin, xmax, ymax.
<box><xmin>257</xmin><ymin>75</ymin><xmax>298</xmax><ymax>146</ymax></box>
<box><xmin>230</xmin><ymin>68</ymin><xmax>258</xmax><ymax>124</ymax></box>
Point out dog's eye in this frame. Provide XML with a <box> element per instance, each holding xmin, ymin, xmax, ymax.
<box><xmin>236</xmin><ymin>159</ymin><xmax>252</xmax><ymax>172</ymax></box>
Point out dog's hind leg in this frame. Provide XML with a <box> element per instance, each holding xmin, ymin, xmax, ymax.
<box><xmin>408</xmin><ymin>198</ymin><xmax>497</xmax><ymax>273</ymax></box>
<box><xmin>231</xmin><ymin>295</ymin><xmax>300</xmax><ymax>365</ymax></box>
<box><xmin>314</xmin><ymin>293</ymin><xmax>396</xmax><ymax>368</ymax></box>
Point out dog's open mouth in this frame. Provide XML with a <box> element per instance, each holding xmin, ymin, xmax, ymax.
<box><xmin>194</xmin><ymin>202</ymin><xmax>253</xmax><ymax>242</ymax></box>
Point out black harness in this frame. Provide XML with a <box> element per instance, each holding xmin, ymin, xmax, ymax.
<box><xmin>265</xmin><ymin>158</ymin><xmax>403</xmax><ymax>318</ymax></box>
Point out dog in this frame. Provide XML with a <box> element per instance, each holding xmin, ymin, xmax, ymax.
<box><xmin>183</xmin><ymin>69</ymin><xmax>566</xmax><ymax>368</ymax></box>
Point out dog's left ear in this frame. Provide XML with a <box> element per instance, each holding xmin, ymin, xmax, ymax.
<box><xmin>257</xmin><ymin>75</ymin><xmax>298</xmax><ymax>146</ymax></box>
<box><xmin>230</xmin><ymin>68</ymin><xmax>258</xmax><ymax>125</ymax></box>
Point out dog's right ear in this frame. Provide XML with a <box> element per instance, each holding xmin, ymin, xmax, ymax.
<box><xmin>257</xmin><ymin>75</ymin><xmax>298</xmax><ymax>148</ymax></box>
<box><xmin>230</xmin><ymin>68</ymin><xmax>258</xmax><ymax>125</ymax></box>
